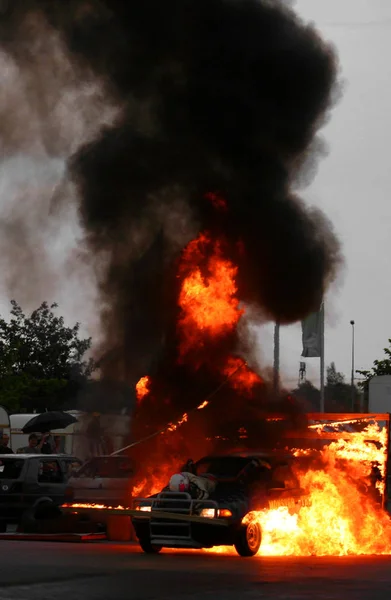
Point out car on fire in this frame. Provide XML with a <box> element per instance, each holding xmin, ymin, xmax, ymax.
<box><xmin>131</xmin><ymin>451</ymin><xmax>310</xmax><ymax>557</ymax></box>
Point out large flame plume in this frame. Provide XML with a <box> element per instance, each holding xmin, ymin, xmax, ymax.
<box><xmin>177</xmin><ymin>233</ymin><xmax>243</xmax><ymax>359</ymax></box>
<box><xmin>216</xmin><ymin>421</ymin><xmax>391</xmax><ymax>556</ymax></box>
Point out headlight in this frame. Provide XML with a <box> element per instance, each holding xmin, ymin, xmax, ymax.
<box><xmin>200</xmin><ymin>508</ymin><xmax>216</xmax><ymax>518</ymax></box>
<box><xmin>137</xmin><ymin>505</ymin><xmax>152</xmax><ymax>512</ymax></box>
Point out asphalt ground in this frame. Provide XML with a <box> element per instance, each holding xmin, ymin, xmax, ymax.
<box><xmin>0</xmin><ymin>541</ymin><xmax>390</xmax><ymax>600</ymax></box>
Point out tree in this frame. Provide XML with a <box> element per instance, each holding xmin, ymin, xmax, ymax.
<box><xmin>292</xmin><ymin>363</ymin><xmax>361</xmax><ymax>413</ymax></box>
<box><xmin>356</xmin><ymin>339</ymin><xmax>391</xmax><ymax>410</ymax></box>
<box><xmin>0</xmin><ymin>300</ymin><xmax>95</xmax><ymax>412</ymax></box>
<box><xmin>292</xmin><ymin>380</ymin><xmax>320</xmax><ymax>411</ymax></box>
<box><xmin>326</xmin><ymin>362</ymin><xmax>345</xmax><ymax>386</ymax></box>
<box><xmin>324</xmin><ymin>362</ymin><xmax>360</xmax><ymax>412</ymax></box>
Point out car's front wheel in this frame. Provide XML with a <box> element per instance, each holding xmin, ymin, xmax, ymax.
<box><xmin>234</xmin><ymin>521</ymin><xmax>261</xmax><ymax>557</ymax></box>
<box><xmin>138</xmin><ymin>535</ymin><xmax>162</xmax><ymax>555</ymax></box>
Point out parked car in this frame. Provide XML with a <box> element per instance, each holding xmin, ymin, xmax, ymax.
<box><xmin>0</xmin><ymin>454</ymin><xmax>82</xmax><ymax>531</ymax></box>
<box><xmin>132</xmin><ymin>451</ymin><xmax>309</xmax><ymax>557</ymax></box>
<box><xmin>68</xmin><ymin>455</ymin><xmax>135</xmax><ymax>506</ymax></box>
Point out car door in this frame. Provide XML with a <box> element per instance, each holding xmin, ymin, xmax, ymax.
<box><xmin>35</xmin><ymin>458</ymin><xmax>66</xmax><ymax>504</ymax></box>
<box><xmin>60</xmin><ymin>458</ymin><xmax>83</xmax><ymax>480</ymax></box>
<box><xmin>69</xmin><ymin>459</ymin><xmax>106</xmax><ymax>503</ymax></box>
<box><xmin>99</xmin><ymin>458</ymin><xmax>134</xmax><ymax>505</ymax></box>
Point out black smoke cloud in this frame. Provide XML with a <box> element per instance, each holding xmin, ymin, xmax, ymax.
<box><xmin>68</xmin><ymin>1</ymin><xmax>341</xmax><ymax>369</ymax></box>
<box><xmin>1</xmin><ymin>1</ymin><xmax>342</xmax><ymax>442</ymax></box>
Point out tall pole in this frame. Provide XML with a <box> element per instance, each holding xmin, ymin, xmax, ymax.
<box><xmin>350</xmin><ymin>320</ymin><xmax>355</xmax><ymax>411</ymax></box>
<box><xmin>273</xmin><ymin>322</ymin><xmax>280</xmax><ymax>395</ymax></box>
<box><xmin>320</xmin><ymin>302</ymin><xmax>325</xmax><ymax>413</ymax></box>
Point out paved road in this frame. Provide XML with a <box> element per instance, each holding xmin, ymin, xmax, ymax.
<box><xmin>0</xmin><ymin>541</ymin><xmax>390</xmax><ymax>600</ymax></box>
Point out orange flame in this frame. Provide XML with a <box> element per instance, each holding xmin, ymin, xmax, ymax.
<box><xmin>178</xmin><ymin>233</ymin><xmax>243</xmax><ymax>357</ymax></box>
<box><xmin>63</xmin><ymin>503</ymin><xmax>127</xmax><ymax>510</ymax></box>
<box><xmin>208</xmin><ymin>422</ymin><xmax>391</xmax><ymax>556</ymax></box>
<box><xmin>242</xmin><ymin>467</ymin><xmax>391</xmax><ymax>556</ymax></box>
<box><xmin>205</xmin><ymin>192</ymin><xmax>228</xmax><ymax>211</ymax></box>
<box><xmin>136</xmin><ymin>376</ymin><xmax>150</xmax><ymax>403</ymax></box>
<box><xmin>223</xmin><ymin>356</ymin><xmax>263</xmax><ymax>395</ymax></box>
<box><xmin>166</xmin><ymin>413</ymin><xmax>188</xmax><ymax>432</ymax></box>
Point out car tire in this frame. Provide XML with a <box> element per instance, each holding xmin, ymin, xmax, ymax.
<box><xmin>234</xmin><ymin>522</ymin><xmax>262</xmax><ymax>557</ymax></box>
<box><xmin>21</xmin><ymin>500</ymin><xmax>61</xmax><ymax>533</ymax></box>
<box><xmin>138</xmin><ymin>535</ymin><xmax>162</xmax><ymax>554</ymax></box>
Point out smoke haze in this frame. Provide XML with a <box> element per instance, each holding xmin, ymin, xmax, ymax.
<box><xmin>0</xmin><ymin>1</ymin><xmax>342</xmax><ymax>450</ymax></box>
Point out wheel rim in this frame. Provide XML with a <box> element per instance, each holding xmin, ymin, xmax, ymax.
<box><xmin>246</xmin><ymin>522</ymin><xmax>260</xmax><ymax>552</ymax></box>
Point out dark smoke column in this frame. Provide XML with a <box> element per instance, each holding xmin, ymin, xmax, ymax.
<box><xmin>59</xmin><ymin>0</ymin><xmax>342</xmax><ymax>387</ymax></box>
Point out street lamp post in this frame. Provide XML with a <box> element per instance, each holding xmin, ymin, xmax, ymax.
<box><xmin>350</xmin><ymin>320</ymin><xmax>355</xmax><ymax>411</ymax></box>
<box><xmin>273</xmin><ymin>322</ymin><xmax>280</xmax><ymax>395</ymax></box>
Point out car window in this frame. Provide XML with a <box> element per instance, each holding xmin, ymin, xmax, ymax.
<box><xmin>196</xmin><ymin>457</ymin><xmax>250</xmax><ymax>478</ymax></box>
<box><xmin>38</xmin><ymin>460</ymin><xmax>63</xmax><ymax>484</ymax></box>
<box><xmin>0</xmin><ymin>458</ymin><xmax>24</xmax><ymax>480</ymax></box>
<box><xmin>61</xmin><ymin>459</ymin><xmax>83</xmax><ymax>478</ymax></box>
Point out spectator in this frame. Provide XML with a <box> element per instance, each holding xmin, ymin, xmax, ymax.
<box><xmin>17</xmin><ymin>433</ymin><xmax>41</xmax><ymax>454</ymax></box>
<box><xmin>40</xmin><ymin>432</ymin><xmax>56</xmax><ymax>454</ymax></box>
<box><xmin>53</xmin><ymin>435</ymin><xmax>64</xmax><ymax>454</ymax></box>
<box><xmin>0</xmin><ymin>433</ymin><xmax>14</xmax><ymax>454</ymax></box>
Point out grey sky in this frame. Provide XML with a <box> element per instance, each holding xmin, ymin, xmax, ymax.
<box><xmin>258</xmin><ymin>0</ymin><xmax>391</xmax><ymax>388</ymax></box>
<box><xmin>0</xmin><ymin>1</ymin><xmax>389</xmax><ymax>392</ymax></box>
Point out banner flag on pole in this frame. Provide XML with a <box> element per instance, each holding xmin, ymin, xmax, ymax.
<box><xmin>301</xmin><ymin>305</ymin><xmax>323</xmax><ymax>358</ymax></box>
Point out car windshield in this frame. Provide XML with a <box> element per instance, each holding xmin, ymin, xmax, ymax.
<box><xmin>195</xmin><ymin>457</ymin><xmax>255</xmax><ymax>478</ymax></box>
<box><xmin>76</xmin><ymin>457</ymin><xmax>134</xmax><ymax>478</ymax></box>
<box><xmin>0</xmin><ymin>458</ymin><xmax>25</xmax><ymax>479</ymax></box>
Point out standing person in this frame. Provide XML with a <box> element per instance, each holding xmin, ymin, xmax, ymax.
<box><xmin>0</xmin><ymin>433</ymin><xmax>14</xmax><ymax>454</ymax></box>
<box><xmin>53</xmin><ymin>435</ymin><xmax>64</xmax><ymax>454</ymax></box>
<box><xmin>40</xmin><ymin>432</ymin><xmax>56</xmax><ymax>454</ymax></box>
<box><xmin>17</xmin><ymin>433</ymin><xmax>41</xmax><ymax>454</ymax></box>
<box><xmin>86</xmin><ymin>414</ymin><xmax>105</xmax><ymax>457</ymax></box>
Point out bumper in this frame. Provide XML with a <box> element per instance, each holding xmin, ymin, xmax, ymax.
<box><xmin>62</xmin><ymin>506</ymin><xmax>237</xmax><ymax>549</ymax></box>
<box><xmin>132</xmin><ymin>514</ymin><xmax>237</xmax><ymax>549</ymax></box>
<box><xmin>132</xmin><ymin>491</ymin><xmax>244</xmax><ymax>549</ymax></box>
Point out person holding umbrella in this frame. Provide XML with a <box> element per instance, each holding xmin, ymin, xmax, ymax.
<box><xmin>40</xmin><ymin>432</ymin><xmax>57</xmax><ymax>454</ymax></box>
<box><xmin>22</xmin><ymin>411</ymin><xmax>78</xmax><ymax>454</ymax></box>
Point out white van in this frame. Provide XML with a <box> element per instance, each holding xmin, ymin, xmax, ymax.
<box><xmin>9</xmin><ymin>411</ymin><xmax>131</xmax><ymax>461</ymax></box>
<box><xmin>9</xmin><ymin>411</ymin><xmax>82</xmax><ymax>454</ymax></box>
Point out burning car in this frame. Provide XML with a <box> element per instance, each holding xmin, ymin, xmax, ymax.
<box><xmin>131</xmin><ymin>451</ymin><xmax>309</xmax><ymax>557</ymax></box>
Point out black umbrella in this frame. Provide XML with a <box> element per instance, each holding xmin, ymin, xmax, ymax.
<box><xmin>22</xmin><ymin>411</ymin><xmax>78</xmax><ymax>434</ymax></box>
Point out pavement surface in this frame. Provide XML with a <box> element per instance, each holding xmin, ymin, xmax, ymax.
<box><xmin>0</xmin><ymin>541</ymin><xmax>390</xmax><ymax>600</ymax></box>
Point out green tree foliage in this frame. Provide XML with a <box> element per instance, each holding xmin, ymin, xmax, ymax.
<box><xmin>292</xmin><ymin>380</ymin><xmax>320</xmax><ymax>411</ymax></box>
<box><xmin>357</xmin><ymin>340</ymin><xmax>391</xmax><ymax>384</ymax></box>
<box><xmin>326</xmin><ymin>362</ymin><xmax>345</xmax><ymax>386</ymax></box>
<box><xmin>0</xmin><ymin>300</ymin><xmax>95</xmax><ymax>412</ymax></box>
<box><xmin>325</xmin><ymin>362</ymin><xmax>360</xmax><ymax>412</ymax></box>
<box><xmin>292</xmin><ymin>362</ymin><xmax>360</xmax><ymax>413</ymax></box>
